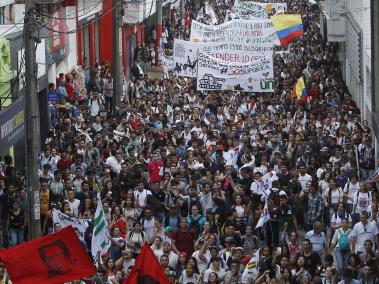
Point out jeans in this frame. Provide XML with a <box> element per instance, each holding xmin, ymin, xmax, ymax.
<box><xmin>156</xmin><ymin>211</ymin><xmax>165</xmax><ymax>223</ymax></box>
<box><xmin>105</xmin><ymin>96</ymin><xmax>113</xmax><ymax>113</ymax></box>
<box><xmin>335</xmin><ymin>248</ymin><xmax>351</xmax><ymax>273</ymax></box>
<box><xmin>361</xmin><ymin>169</ymin><xmax>373</xmax><ymax>180</ymax></box>
<box><xmin>9</xmin><ymin>227</ymin><xmax>24</xmax><ymax>246</ymax></box>
<box><xmin>49</xmin><ymin>106</ymin><xmax>57</xmax><ymax>129</ymax></box>
<box><xmin>352</xmin><ymin>213</ymin><xmax>360</xmax><ymax>226</ymax></box>
<box><xmin>346</xmin><ymin>203</ymin><xmax>353</xmax><ymax>214</ymax></box>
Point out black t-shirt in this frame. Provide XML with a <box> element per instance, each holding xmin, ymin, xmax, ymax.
<box><xmin>151</xmin><ymin>189</ymin><xmax>166</xmax><ymax>204</ymax></box>
<box><xmin>220</xmin><ymin>233</ymin><xmax>241</xmax><ymax>247</ymax></box>
<box><xmin>296</xmin><ymin>251</ymin><xmax>321</xmax><ymax>276</ymax></box>
<box><xmin>278</xmin><ymin>173</ymin><xmax>290</xmax><ymax>188</ymax></box>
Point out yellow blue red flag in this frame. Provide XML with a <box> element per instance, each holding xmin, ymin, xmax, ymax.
<box><xmin>271</xmin><ymin>14</ymin><xmax>304</xmax><ymax>45</ymax></box>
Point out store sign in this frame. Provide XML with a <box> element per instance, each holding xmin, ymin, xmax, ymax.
<box><xmin>47</xmin><ymin>7</ymin><xmax>69</xmax><ymax>65</ymax></box>
<box><xmin>0</xmin><ymin>98</ymin><xmax>24</xmax><ymax>154</ymax></box>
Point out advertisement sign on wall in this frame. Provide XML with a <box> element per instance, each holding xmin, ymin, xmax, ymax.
<box><xmin>0</xmin><ymin>97</ymin><xmax>24</xmax><ymax>154</ymax></box>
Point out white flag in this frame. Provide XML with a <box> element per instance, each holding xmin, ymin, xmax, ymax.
<box><xmin>91</xmin><ymin>194</ymin><xmax>111</xmax><ymax>261</ymax></box>
<box><xmin>255</xmin><ymin>202</ymin><xmax>270</xmax><ymax>229</ymax></box>
<box><xmin>241</xmin><ymin>249</ymin><xmax>260</xmax><ymax>283</ymax></box>
<box><xmin>52</xmin><ymin>209</ymin><xmax>90</xmax><ymax>240</ymax></box>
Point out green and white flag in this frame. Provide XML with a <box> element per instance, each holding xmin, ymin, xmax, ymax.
<box><xmin>91</xmin><ymin>194</ymin><xmax>111</xmax><ymax>262</ymax></box>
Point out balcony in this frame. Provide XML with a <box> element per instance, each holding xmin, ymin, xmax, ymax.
<box><xmin>320</xmin><ymin>0</ymin><xmax>346</xmax><ymax>42</ymax></box>
<box><xmin>123</xmin><ymin>0</ymin><xmax>145</xmax><ymax>25</ymax></box>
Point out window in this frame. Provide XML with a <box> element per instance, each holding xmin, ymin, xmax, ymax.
<box><xmin>0</xmin><ymin>7</ymin><xmax>5</xmax><ymax>24</ymax></box>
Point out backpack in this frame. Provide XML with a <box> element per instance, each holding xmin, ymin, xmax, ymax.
<box><xmin>338</xmin><ymin>228</ymin><xmax>351</xmax><ymax>251</ymax></box>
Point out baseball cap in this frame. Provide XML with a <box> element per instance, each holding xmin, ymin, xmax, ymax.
<box><xmin>225</xmin><ymin>237</ymin><xmax>234</xmax><ymax>243</ymax></box>
<box><xmin>165</xmin><ymin>226</ymin><xmax>173</xmax><ymax>233</ymax></box>
<box><xmin>167</xmin><ymin>271</ymin><xmax>176</xmax><ymax>277</ymax></box>
<box><xmin>234</xmin><ymin>247</ymin><xmax>244</xmax><ymax>252</ymax></box>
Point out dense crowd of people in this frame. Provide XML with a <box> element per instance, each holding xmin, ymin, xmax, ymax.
<box><xmin>0</xmin><ymin>0</ymin><xmax>378</xmax><ymax>283</ymax></box>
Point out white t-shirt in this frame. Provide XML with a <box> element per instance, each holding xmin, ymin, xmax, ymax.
<box><xmin>179</xmin><ymin>271</ymin><xmax>199</xmax><ymax>284</ymax></box>
<box><xmin>192</xmin><ymin>250</ymin><xmax>210</xmax><ymax>273</ymax></box>
<box><xmin>122</xmin><ymin>258</ymin><xmax>135</xmax><ymax>273</ymax></box>
<box><xmin>134</xmin><ymin>189</ymin><xmax>152</xmax><ymax>209</ymax></box>
<box><xmin>167</xmin><ymin>250</ymin><xmax>178</xmax><ymax>268</ymax></box>
<box><xmin>204</xmin><ymin>267</ymin><xmax>226</xmax><ymax>283</ymax></box>
<box><xmin>331</xmin><ymin>227</ymin><xmax>353</xmax><ymax>248</ymax></box>
<box><xmin>353</xmin><ymin>191</ymin><xmax>372</xmax><ymax>213</ymax></box>
<box><xmin>351</xmin><ymin>221</ymin><xmax>379</xmax><ymax>252</ymax></box>
<box><xmin>331</xmin><ymin>212</ymin><xmax>352</xmax><ymax>228</ymax></box>
<box><xmin>324</xmin><ymin>187</ymin><xmax>343</xmax><ymax>206</ymax></box>
<box><xmin>298</xmin><ymin>173</ymin><xmax>312</xmax><ymax>190</ymax></box>
<box><xmin>343</xmin><ymin>181</ymin><xmax>359</xmax><ymax>204</ymax></box>
<box><xmin>142</xmin><ymin>217</ymin><xmax>155</xmax><ymax>241</ymax></box>
<box><xmin>67</xmin><ymin>198</ymin><xmax>80</xmax><ymax>218</ymax></box>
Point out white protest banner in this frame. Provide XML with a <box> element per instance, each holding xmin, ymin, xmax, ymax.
<box><xmin>233</xmin><ymin>0</ymin><xmax>287</xmax><ymax>17</ymax></box>
<box><xmin>200</xmin><ymin>42</ymin><xmax>274</xmax><ymax>63</ymax></box>
<box><xmin>232</xmin><ymin>1</ymin><xmax>268</xmax><ymax>19</ymax></box>
<box><xmin>173</xmin><ymin>40</ymin><xmax>273</xmax><ymax>77</ymax></box>
<box><xmin>52</xmin><ymin>209</ymin><xmax>90</xmax><ymax>240</ymax></box>
<box><xmin>196</xmin><ymin>52</ymin><xmax>274</xmax><ymax>92</ymax></box>
<box><xmin>190</xmin><ymin>19</ymin><xmax>280</xmax><ymax>45</ymax></box>
<box><xmin>160</xmin><ymin>49</ymin><xmax>174</xmax><ymax>71</ymax></box>
<box><xmin>173</xmin><ymin>39</ymin><xmax>198</xmax><ymax>77</ymax></box>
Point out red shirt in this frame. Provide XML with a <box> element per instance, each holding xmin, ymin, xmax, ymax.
<box><xmin>57</xmin><ymin>158</ymin><xmax>72</xmax><ymax>171</ymax></box>
<box><xmin>113</xmin><ymin>218</ymin><xmax>127</xmax><ymax>239</ymax></box>
<box><xmin>65</xmin><ymin>82</ymin><xmax>75</xmax><ymax>100</ymax></box>
<box><xmin>172</xmin><ymin>229</ymin><xmax>195</xmax><ymax>256</ymax></box>
<box><xmin>130</xmin><ymin>120</ymin><xmax>144</xmax><ymax>130</ymax></box>
<box><xmin>147</xmin><ymin>160</ymin><xmax>164</xmax><ymax>183</ymax></box>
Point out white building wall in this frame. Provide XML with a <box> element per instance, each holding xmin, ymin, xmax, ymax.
<box><xmin>47</xmin><ymin>5</ymin><xmax>78</xmax><ymax>83</ymax></box>
<box><xmin>344</xmin><ymin>0</ymin><xmax>376</xmax><ymax>151</ymax></box>
<box><xmin>77</xmin><ymin>0</ymin><xmax>103</xmax><ymax>21</ymax></box>
<box><xmin>64</xmin><ymin>6</ymin><xmax>78</xmax><ymax>70</ymax></box>
<box><xmin>344</xmin><ymin>0</ymin><xmax>371</xmax><ymax>114</ymax></box>
<box><xmin>13</xmin><ymin>3</ymin><xmax>23</xmax><ymax>23</ymax></box>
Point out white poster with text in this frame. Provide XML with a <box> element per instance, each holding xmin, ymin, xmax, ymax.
<box><xmin>196</xmin><ymin>52</ymin><xmax>274</xmax><ymax>92</ymax></box>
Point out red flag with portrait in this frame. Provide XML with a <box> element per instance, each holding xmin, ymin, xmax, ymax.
<box><xmin>124</xmin><ymin>242</ymin><xmax>169</xmax><ymax>284</ymax></box>
<box><xmin>0</xmin><ymin>226</ymin><xmax>96</xmax><ymax>284</ymax></box>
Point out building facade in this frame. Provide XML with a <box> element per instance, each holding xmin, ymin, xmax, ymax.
<box><xmin>321</xmin><ymin>0</ymin><xmax>376</xmax><ymax>150</ymax></box>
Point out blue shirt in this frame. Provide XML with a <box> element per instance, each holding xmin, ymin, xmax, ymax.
<box><xmin>305</xmin><ymin>230</ymin><xmax>327</xmax><ymax>254</ymax></box>
<box><xmin>48</xmin><ymin>91</ymin><xmax>58</xmax><ymax>103</ymax></box>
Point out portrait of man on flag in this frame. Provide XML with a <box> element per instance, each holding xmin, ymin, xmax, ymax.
<box><xmin>39</xmin><ymin>239</ymin><xmax>72</xmax><ymax>279</ymax></box>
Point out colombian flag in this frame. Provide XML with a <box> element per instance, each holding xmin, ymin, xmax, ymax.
<box><xmin>271</xmin><ymin>14</ymin><xmax>304</xmax><ymax>45</ymax></box>
<box><xmin>295</xmin><ymin>77</ymin><xmax>307</xmax><ymax>100</ymax></box>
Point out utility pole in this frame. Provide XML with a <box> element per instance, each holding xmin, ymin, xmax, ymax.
<box><xmin>24</xmin><ymin>0</ymin><xmax>41</xmax><ymax>240</ymax></box>
<box><xmin>112</xmin><ymin>0</ymin><xmax>123</xmax><ymax>112</ymax></box>
<box><xmin>155</xmin><ymin>0</ymin><xmax>163</xmax><ymax>65</ymax></box>
<box><xmin>180</xmin><ymin>0</ymin><xmax>185</xmax><ymax>27</ymax></box>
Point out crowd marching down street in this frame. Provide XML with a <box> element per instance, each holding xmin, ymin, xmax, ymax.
<box><xmin>0</xmin><ymin>0</ymin><xmax>377</xmax><ymax>283</ymax></box>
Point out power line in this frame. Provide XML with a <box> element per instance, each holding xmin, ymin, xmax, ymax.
<box><xmin>38</xmin><ymin>0</ymin><xmax>103</xmax><ymax>20</ymax></box>
<box><xmin>36</xmin><ymin>1</ymin><xmax>124</xmax><ymax>38</ymax></box>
